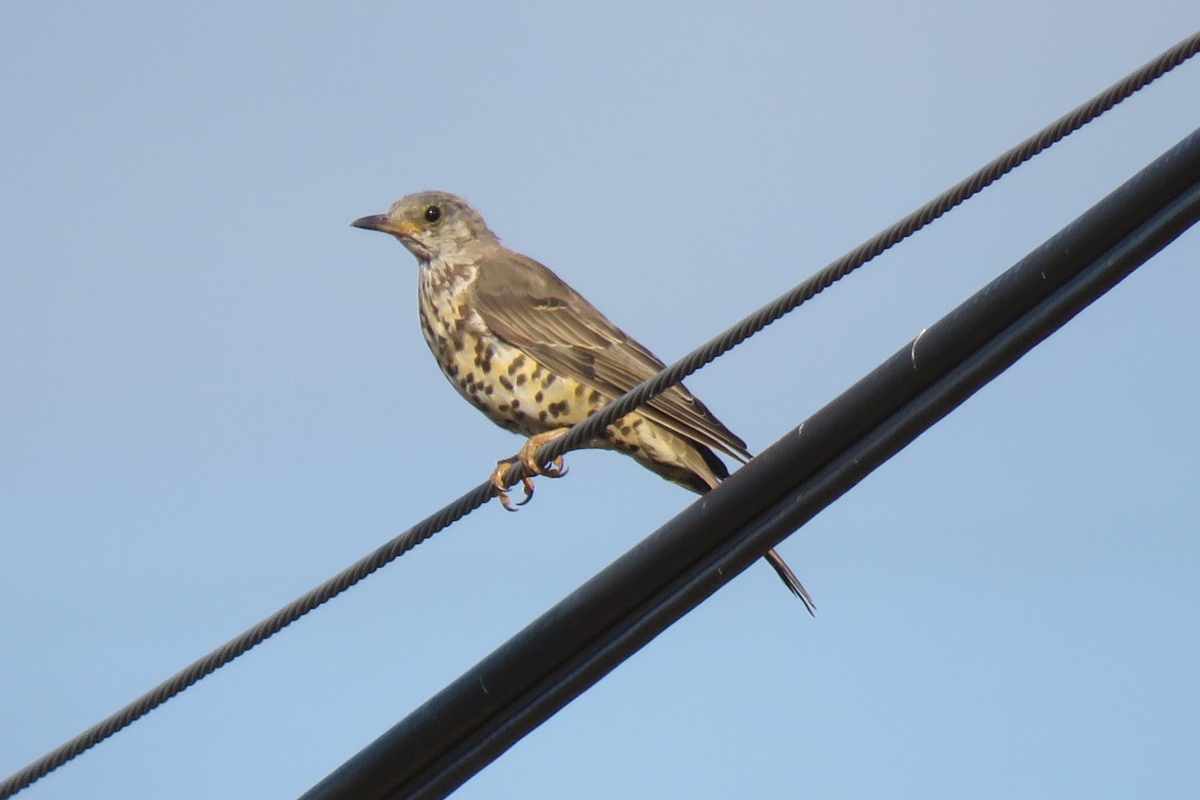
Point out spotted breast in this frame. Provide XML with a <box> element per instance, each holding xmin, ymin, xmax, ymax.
<box><xmin>416</xmin><ymin>256</ymin><xmax>712</xmax><ymax>490</ymax></box>
<box><xmin>417</xmin><ymin>256</ymin><xmax>607</xmax><ymax>438</ymax></box>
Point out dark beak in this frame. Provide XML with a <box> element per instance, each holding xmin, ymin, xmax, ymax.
<box><xmin>351</xmin><ymin>214</ymin><xmax>390</xmax><ymax>231</ymax></box>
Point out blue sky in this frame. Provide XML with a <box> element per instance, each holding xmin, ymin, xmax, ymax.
<box><xmin>2</xmin><ymin>3</ymin><xmax>1198</xmax><ymax>798</ymax></box>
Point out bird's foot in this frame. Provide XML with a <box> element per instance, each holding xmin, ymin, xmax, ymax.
<box><xmin>490</xmin><ymin>457</ymin><xmax>536</xmax><ymax>512</ymax></box>
<box><xmin>489</xmin><ymin>429</ymin><xmax>572</xmax><ymax>512</ymax></box>
<box><xmin>518</xmin><ymin>428</ymin><xmax>571</xmax><ymax>480</ymax></box>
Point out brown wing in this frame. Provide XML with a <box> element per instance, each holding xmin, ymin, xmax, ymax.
<box><xmin>470</xmin><ymin>247</ymin><xmax>751</xmax><ymax>463</ymax></box>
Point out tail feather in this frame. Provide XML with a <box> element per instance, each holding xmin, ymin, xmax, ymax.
<box><xmin>765</xmin><ymin>548</ymin><xmax>817</xmax><ymax>616</ymax></box>
<box><xmin>687</xmin><ymin>443</ymin><xmax>816</xmax><ymax>614</ymax></box>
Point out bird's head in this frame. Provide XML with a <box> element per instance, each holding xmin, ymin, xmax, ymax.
<box><xmin>351</xmin><ymin>191</ymin><xmax>496</xmax><ymax>261</ymax></box>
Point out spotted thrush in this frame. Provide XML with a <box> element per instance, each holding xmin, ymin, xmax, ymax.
<box><xmin>352</xmin><ymin>192</ymin><xmax>813</xmax><ymax>611</ymax></box>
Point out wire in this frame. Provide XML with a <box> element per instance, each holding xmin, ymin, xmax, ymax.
<box><xmin>302</xmin><ymin>137</ymin><xmax>1200</xmax><ymax>800</ymax></box>
<box><xmin>3</xmin><ymin>28</ymin><xmax>1198</xmax><ymax>800</ymax></box>
<box><xmin>519</xmin><ymin>30</ymin><xmax>1200</xmax><ymax>476</ymax></box>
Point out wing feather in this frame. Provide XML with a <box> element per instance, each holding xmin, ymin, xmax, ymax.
<box><xmin>470</xmin><ymin>249</ymin><xmax>751</xmax><ymax>462</ymax></box>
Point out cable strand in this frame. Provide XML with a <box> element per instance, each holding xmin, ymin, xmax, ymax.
<box><xmin>521</xmin><ymin>31</ymin><xmax>1200</xmax><ymax>474</ymax></box>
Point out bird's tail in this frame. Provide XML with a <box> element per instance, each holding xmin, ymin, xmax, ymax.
<box><xmin>689</xmin><ymin>444</ymin><xmax>816</xmax><ymax>615</ymax></box>
<box><xmin>765</xmin><ymin>548</ymin><xmax>816</xmax><ymax>616</ymax></box>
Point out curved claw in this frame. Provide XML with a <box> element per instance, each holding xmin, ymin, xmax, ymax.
<box><xmin>524</xmin><ymin>453</ymin><xmax>567</xmax><ymax>479</ymax></box>
<box><xmin>497</xmin><ymin>485</ymin><xmax>520</xmax><ymax>512</ymax></box>
<box><xmin>491</xmin><ymin>459</ymin><xmax>538</xmax><ymax>512</ymax></box>
<box><xmin>515</xmin><ymin>476</ymin><xmax>535</xmax><ymax>506</ymax></box>
<box><xmin>490</xmin><ymin>460</ymin><xmax>521</xmax><ymax>512</ymax></box>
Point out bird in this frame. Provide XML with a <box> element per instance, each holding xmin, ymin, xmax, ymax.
<box><xmin>351</xmin><ymin>191</ymin><xmax>814</xmax><ymax>612</ymax></box>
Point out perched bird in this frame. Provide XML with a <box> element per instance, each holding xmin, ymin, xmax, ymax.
<box><xmin>352</xmin><ymin>192</ymin><xmax>813</xmax><ymax>611</ymax></box>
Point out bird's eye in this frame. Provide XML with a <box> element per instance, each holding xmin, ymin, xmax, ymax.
<box><xmin>424</xmin><ymin>205</ymin><xmax>442</xmax><ymax>223</ymax></box>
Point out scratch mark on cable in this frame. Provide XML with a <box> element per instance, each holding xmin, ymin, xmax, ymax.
<box><xmin>911</xmin><ymin>327</ymin><xmax>929</xmax><ymax>369</ymax></box>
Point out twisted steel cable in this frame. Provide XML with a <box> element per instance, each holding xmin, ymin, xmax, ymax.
<box><xmin>4</xmin><ymin>29</ymin><xmax>1198</xmax><ymax>800</ymax></box>
<box><xmin>524</xmin><ymin>31</ymin><xmax>1200</xmax><ymax>474</ymax></box>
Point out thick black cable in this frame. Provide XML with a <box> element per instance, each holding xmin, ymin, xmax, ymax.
<box><xmin>2</xmin><ymin>30</ymin><xmax>1197</xmax><ymax>800</ymax></box>
<box><xmin>305</xmin><ymin>129</ymin><xmax>1200</xmax><ymax>800</ymax></box>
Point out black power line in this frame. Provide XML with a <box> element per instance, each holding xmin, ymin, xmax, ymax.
<box><xmin>301</xmin><ymin>126</ymin><xmax>1200</xmax><ymax>800</ymax></box>
<box><xmin>3</xmin><ymin>30</ymin><xmax>1198</xmax><ymax>800</ymax></box>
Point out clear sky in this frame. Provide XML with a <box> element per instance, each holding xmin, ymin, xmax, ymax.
<box><xmin>2</xmin><ymin>3</ymin><xmax>1198</xmax><ymax>798</ymax></box>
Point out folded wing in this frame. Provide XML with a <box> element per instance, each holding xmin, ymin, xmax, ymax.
<box><xmin>470</xmin><ymin>249</ymin><xmax>751</xmax><ymax>463</ymax></box>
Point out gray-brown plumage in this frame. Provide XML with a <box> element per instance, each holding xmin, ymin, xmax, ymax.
<box><xmin>352</xmin><ymin>191</ymin><xmax>813</xmax><ymax>611</ymax></box>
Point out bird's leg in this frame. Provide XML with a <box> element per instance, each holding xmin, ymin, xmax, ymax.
<box><xmin>490</xmin><ymin>456</ymin><xmax>535</xmax><ymax>512</ymax></box>
<box><xmin>518</xmin><ymin>428</ymin><xmax>571</xmax><ymax>479</ymax></box>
